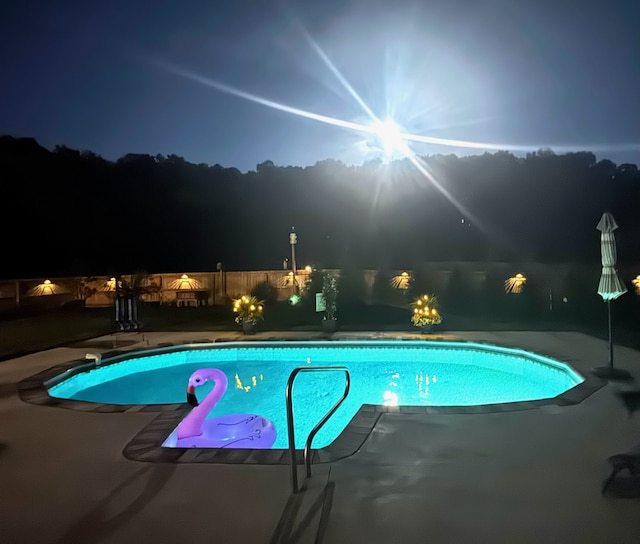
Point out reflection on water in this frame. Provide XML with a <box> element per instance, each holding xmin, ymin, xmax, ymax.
<box><xmin>385</xmin><ymin>371</ymin><xmax>400</xmax><ymax>405</ymax></box>
<box><xmin>415</xmin><ymin>372</ymin><xmax>437</xmax><ymax>399</ymax></box>
<box><xmin>383</xmin><ymin>371</ymin><xmax>439</xmax><ymax>404</ymax></box>
<box><xmin>234</xmin><ymin>373</ymin><xmax>265</xmax><ymax>393</ymax></box>
<box><xmin>383</xmin><ymin>390</ymin><xmax>398</xmax><ymax>406</ymax></box>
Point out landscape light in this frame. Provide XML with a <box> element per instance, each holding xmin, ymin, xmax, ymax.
<box><xmin>391</xmin><ymin>271</ymin><xmax>411</xmax><ymax>289</ymax></box>
<box><xmin>505</xmin><ymin>273</ymin><xmax>527</xmax><ymax>294</ymax></box>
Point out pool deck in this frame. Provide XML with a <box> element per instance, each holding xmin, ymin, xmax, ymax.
<box><xmin>1</xmin><ymin>330</ymin><xmax>639</xmax><ymax>543</ymax></box>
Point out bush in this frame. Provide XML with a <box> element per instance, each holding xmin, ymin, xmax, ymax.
<box><xmin>410</xmin><ymin>294</ymin><xmax>442</xmax><ymax>328</ymax></box>
<box><xmin>251</xmin><ymin>280</ymin><xmax>277</xmax><ymax>304</ymax></box>
<box><xmin>232</xmin><ymin>295</ymin><xmax>265</xmax><ymax>324</ymax></box>
<box><xmin>443</xmin><ymin>266</ymin><xmax>480</xmax><ymax>315</ymax></box>
<box><xmin>372</xmin><ymin>269</ymin><xmax>405</xmax><ymax>305</ymax></box>
<box><xmin>407</xmin><ymin>265</ymin><xmax>436</xmax><ymax>299</ymax></box>
<box><xmin>336</xmin><ymin>267</ymin><xmax>366</xmax><ymax>321</ymax></box>
<box><xmin>321</xmin><ymin>271</ymin><xmax>339</xmax><ymax>320</ymax></box>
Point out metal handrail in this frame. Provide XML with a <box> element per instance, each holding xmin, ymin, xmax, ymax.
<box><xmin>285</xmin><ymin>366</ymin><xmax>350</xmax><ymax>494</ymax></box>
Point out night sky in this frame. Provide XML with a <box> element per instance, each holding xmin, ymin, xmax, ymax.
<box><xmin>2</xmin><ymin>0</ymin><xmax>639</xmax><ymax>171</ymax></box>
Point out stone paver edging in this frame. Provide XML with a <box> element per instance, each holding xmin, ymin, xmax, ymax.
<box><xmin>17</xmin><ymin>336</ymin><xmax>605</xmax><ymax>464</ymax></box>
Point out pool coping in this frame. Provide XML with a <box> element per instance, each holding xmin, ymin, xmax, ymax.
<box><xmin>17</xmin><ymin>336</ymin><xmax>606</xmax><ymax>465</ymax></box>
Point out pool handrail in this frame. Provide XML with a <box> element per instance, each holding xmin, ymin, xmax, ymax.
<box><xmin>285</xmin><ymin>365</ymin><xmax>350</xmax><ymax>494</ymax></box>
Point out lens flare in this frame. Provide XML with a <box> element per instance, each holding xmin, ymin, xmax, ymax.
<box><xmin>370</xmin><ymin>118</ymin><xmax>409</xmax><ymax>158</ymax></box>
<box><xmin>152</xmin><ymin>58</ymin><xmax>541</xmax><ymax>154</ymax></box>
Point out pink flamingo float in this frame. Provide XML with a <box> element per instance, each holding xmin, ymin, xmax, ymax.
<box><xmin>175</xmin><ymin>368</ymin><xmax>276</xmax><ymax>449</ymax></box>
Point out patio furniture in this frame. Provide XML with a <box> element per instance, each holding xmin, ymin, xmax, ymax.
<box><xmin>601</xmin><ymin>440</ymin><xmax>640</xmax><ymax>494</ymax></box>
<box><xmin>615</xmin><ymin>389</ymin><xmax>640</xmax><ymax>418</ymax></box>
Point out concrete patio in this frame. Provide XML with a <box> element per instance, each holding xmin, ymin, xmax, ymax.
<box><xmin>1</xmin><ymin>330</ymin><xmax>639</xmax><ymax>543</ymax></box>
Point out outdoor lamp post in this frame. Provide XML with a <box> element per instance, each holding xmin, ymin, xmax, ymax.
<box><xmin>290</xmin><ymin>227</ymin><xmax>298</xmax><ymax>291</ymax></box>
<box><xmin>216</xmin><ymin>262</ymin><xmax>223</xmax><ymax>304</ymax></box>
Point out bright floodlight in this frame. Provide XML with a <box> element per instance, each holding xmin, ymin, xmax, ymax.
<box><xmin>370</xmin><ymin>118</ymin><xmax>408</xmax><ymax>158</ymax></box>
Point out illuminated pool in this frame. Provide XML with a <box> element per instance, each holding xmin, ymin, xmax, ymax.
<box><xmin>48</xmin><ymin>341</ymin><xmax>583</xmax><ymax>449</ymax></box>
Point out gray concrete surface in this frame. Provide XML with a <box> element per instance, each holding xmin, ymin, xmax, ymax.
<box><xmin>1</xmin><ymin>331</ymin><xmax>639</xmax><ymax>543</ymax></box>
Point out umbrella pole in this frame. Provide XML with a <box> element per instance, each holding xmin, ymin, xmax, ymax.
<box><xmin>592</xmin><ymin>298</ymin><xmax>631</xmax><ymax>380</ymax></box>
<box><xmin>607</xmin><ymin>300</ymin><xmax>613</xmax><ymax>371</ymax></box>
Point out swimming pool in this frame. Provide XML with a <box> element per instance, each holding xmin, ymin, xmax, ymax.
<box><xmin>48</xmin><ymin>341</ymin><xmax>583</xmax><ymax>449</ymax></box>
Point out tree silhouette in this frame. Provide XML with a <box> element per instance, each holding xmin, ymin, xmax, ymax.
<box><xmin>0</xmin><ymin>135</ymin><xmax>638</xmax><ymax>280</ymax></box>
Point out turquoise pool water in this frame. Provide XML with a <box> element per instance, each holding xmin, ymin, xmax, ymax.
<box><xmin>48</xmin><ymin>341</ymin><xmax>583</xmax><ymax>449</ymax></box>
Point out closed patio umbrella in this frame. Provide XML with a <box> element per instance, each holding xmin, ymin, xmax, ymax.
<box><xmin>592</xmin><ymin>212</ymin><xmax>631</xmax><ymax>380</ymax></box>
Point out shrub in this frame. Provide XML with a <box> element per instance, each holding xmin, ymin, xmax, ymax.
<box><xmin>251</xmin><ymin>280</ymin><xmax>277</xmax><ymax>304</ymax></box>
<box><xmin>232</xmin><ymin>295</ymin><xmax>265</xmax><ymax>324</ymax></box>
<box><xmin>411</xmin><ymin>294</ymin><xmax>442</xmax><ymax>328</ymax></box>
<box><xmin>336</xmin><ymin>266</ymin><xmax>366</xmax><ymax>316</ymax></box>
<box><xmin>321</xmin><ymin>271</ymin><xmax>339</xmax><ymax>320</ymax></box>
<box><xmin>407</xmin><ymin>265</ymin><xmax>435</xmax><ymax>298</ymax></box>
<box><xmin>373</xmin><ymin>269</ymin><xmax>404</xmax><ymax>305</ymax></box>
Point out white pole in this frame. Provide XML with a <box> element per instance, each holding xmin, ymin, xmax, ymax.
<box><xmin>290</xmin><ymin>227</ymin><xmax>298</xmax><ymax>292</ymax></box>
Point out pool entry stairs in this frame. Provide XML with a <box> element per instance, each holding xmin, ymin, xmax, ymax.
<box><xmin>269</xmin><ymin>366</ymin><xmax>349</xmax><ymax>543</ymax></box>
<box><xmin>285</xmin><ymin>366</ymin><xmax>350</xmax><ymax>494</ymax></box>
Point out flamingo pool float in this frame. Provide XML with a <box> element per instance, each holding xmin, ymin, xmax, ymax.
<box><xmin>174</xmin><ymin>368</ymin><xmax>276</xmax><ymax>449</ymax></box>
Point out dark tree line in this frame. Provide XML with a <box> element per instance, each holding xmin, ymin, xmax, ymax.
<box><xmin>1</xmin><ymin>135</ymin><xmax>638</xmax><ymax>280</ymax></box>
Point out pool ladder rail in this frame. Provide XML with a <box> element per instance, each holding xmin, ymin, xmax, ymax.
<box><xmin>285</xmin><ymin>366</ymin><xmax>351</xmax><ymax>494</ymax></box>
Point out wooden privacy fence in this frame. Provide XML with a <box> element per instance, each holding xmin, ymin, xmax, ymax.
<box><xmin>0</xmin><ymin>263</ymin><xmax>638</xmax><ymax>311</ymax></box>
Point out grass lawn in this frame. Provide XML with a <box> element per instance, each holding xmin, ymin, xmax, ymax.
<box><xmin>0</xmin><ymin>299</ymin><xmax>638</xmax><ymax>362</ymax></box>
